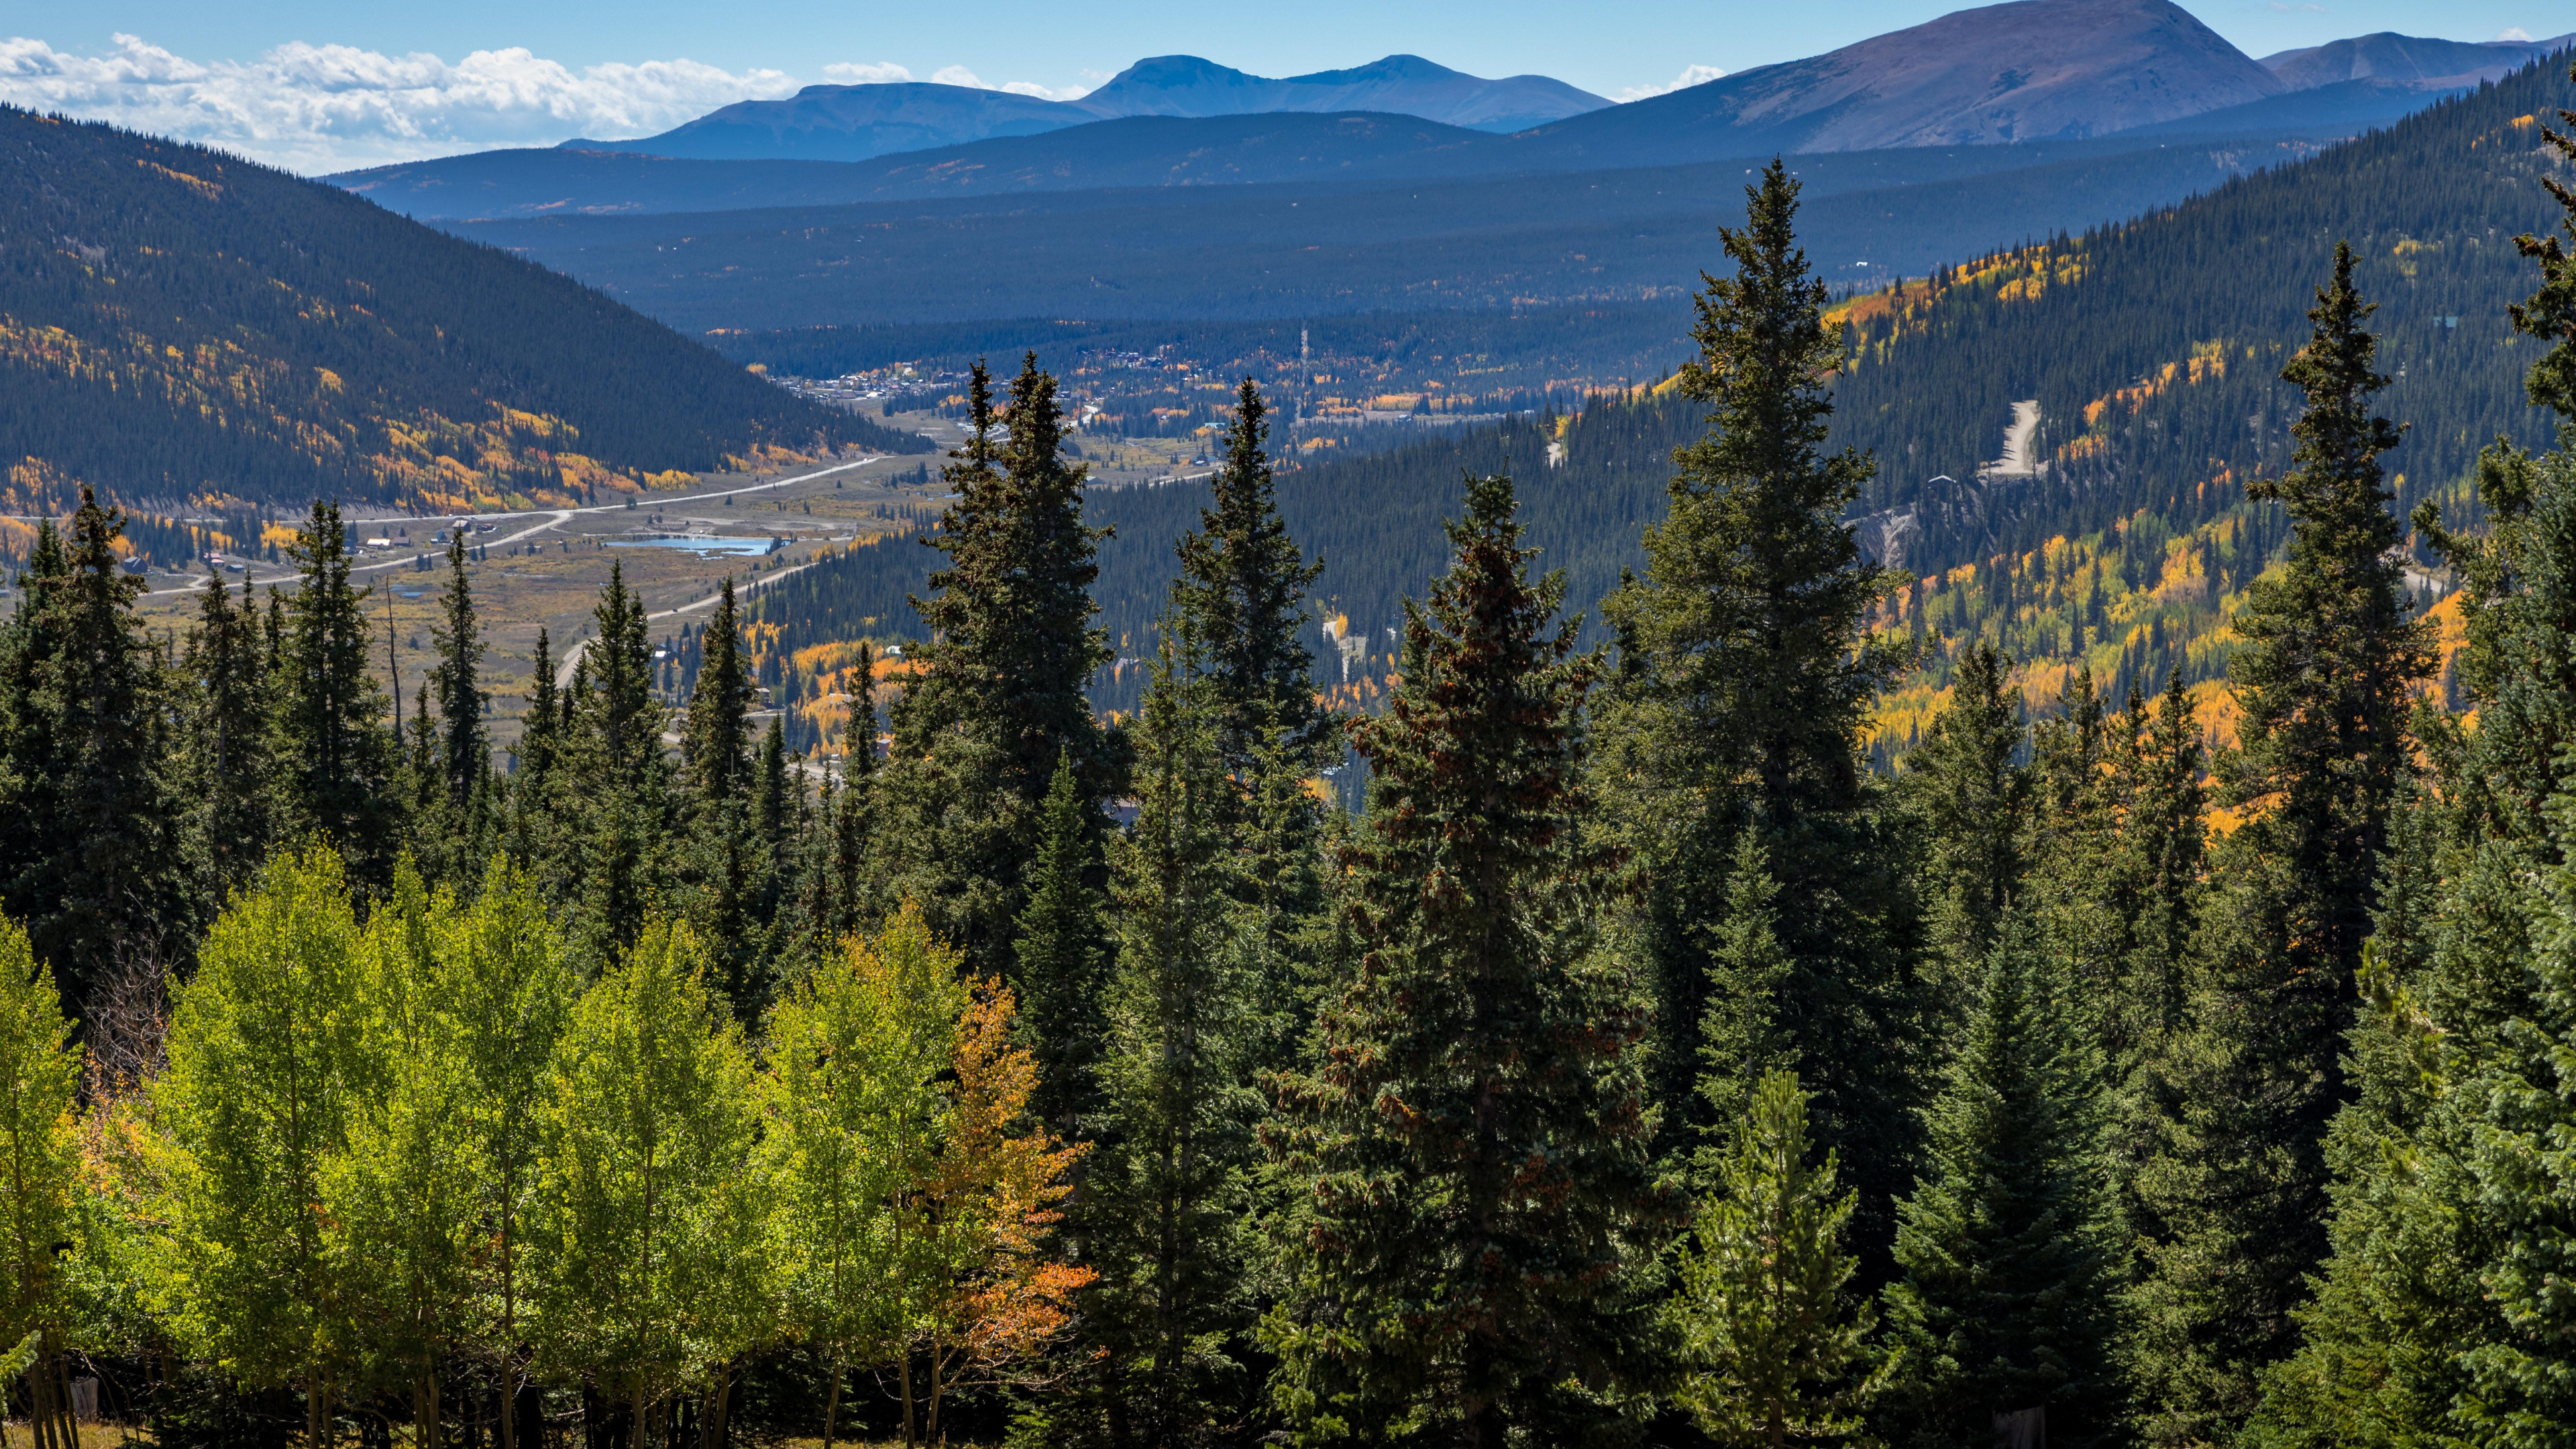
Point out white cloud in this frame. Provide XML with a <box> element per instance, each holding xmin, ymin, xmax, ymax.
<box><xmin>0</xmin><ymin>32</ymin><xmax>796</xmax><ymax>172</ymax></box>
<box><xmin>2498</xmin><ymin>26</ymin><xmax>2535</xmax><ymax>41</ymax></box>
<box><xmin>1615</xmin><ymin>64</ymin><xmax>1726</xmax><ymax>103</ymax></box>
<box><xmin>925</xmin><ymin>63</ymin><xmax>1080</xmax><ymax>101</ymax></box>
<box><xmin>820</xmin><ymin>60</ymin><xmax>913</xmax><ymax>84</ymax></box>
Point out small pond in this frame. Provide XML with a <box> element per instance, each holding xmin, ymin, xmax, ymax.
<box><xmin>606</xmin><ymin>536</ymin><xmax>781</xmax><ymax>557</ymax></box>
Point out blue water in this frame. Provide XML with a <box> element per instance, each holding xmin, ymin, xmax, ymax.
<box><xmin>606</xmin><ymin>536</ymin><xmax>780</xmax><ymax>557</ymax></box>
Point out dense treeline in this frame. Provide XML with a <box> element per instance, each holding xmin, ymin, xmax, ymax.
<box><xmin>0</xmin><ymin>107</ymin><xmax>926</xmax><ymax>517</ymax></box>
<box><xmin>12</xmin><ymin>85</ymin><xmax>2576</xmax><ymax>1449</ymax></box>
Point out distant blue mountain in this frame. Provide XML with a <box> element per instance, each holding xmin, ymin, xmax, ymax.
<box><xmin>1072</xmin><ymin>54</ymin><xmax>1606</xmax><ymax>133</ymax></box>
<box><xmin>549</xmin><ymin>54</ymin><xmax>1608</xmax><ymax>165</ymax></box>
<box><xmin>554</xmin><ymin>82</ymin><xmax>1077</xmax><ymax>163</ymax></box>
<box><xmin>2259</xmin><ymin>30</ymin><xmax>2574</xmax><ymax>91</ymax></box>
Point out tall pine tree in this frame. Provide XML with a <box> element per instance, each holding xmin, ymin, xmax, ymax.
<box><xmin>2131</xmin><ymin>241</ymin><xmax>2433</xmax><ymax>1443</ymax></box>
<box><xmin>272</xmin><ymin>498</ymin><xmax>399</xmax><ymax>879</ymax></box>
<box><xmin>879</xmin><ymin>356</ymin><xmax>1117</xmax><ymax>972</ymax></box>
<box><xmin>1058</xmin><ymin>651</ymin><xmax>1267</xmax><ymax>1447</ymax></box>
<box><xmin>182</xmin><ymin>570</ymin><xmax>275</xmax><ymax>904</ymax></box>
<box><xmin>0</xmin><ymin>488</ymin><xmax>184</xmax><ymax>1006</ymax></box>
<box><xmin>1902</xmin><ymin>641</ymin><xmax>2032</xmax><ymax>993</ymax></box>
<box><xmin>1596</xmin><ymin>160</ymin><xmax>1917</xmax><ymax>1195</ymax></box>
<box><xmin>1269</xmin><ymin>474</ymin><xmax>1673</xmax><ymax>1445</ymax></box>
<box><xmin>559</xmin><ymin>564</ymin><xmax>672</xmax><ymax>959</ymax></box>
<box><xmin>1882</xmin><ymin>920</ymin><xmax>2121</xmax><ymax>1448</ymax></box>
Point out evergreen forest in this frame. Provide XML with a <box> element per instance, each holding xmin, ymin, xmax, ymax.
<box><xmin>9</xmin><ymin>59</ymin><xmax>2576</xmax><ymax>1449</ymax></box>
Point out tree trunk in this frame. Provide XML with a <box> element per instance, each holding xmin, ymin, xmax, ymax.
<box><xmin>28</xmin><ymin>1346</ymin><xmax>55</xmax><ymax>1449</ymax></box>
<box><xmin>416</xmin><ymin>1370</ymin><xmax>441</xmax><ymax>1449</ymax></box>
<box><xmin>698</xmin><ymin>1368</ymin><xmax>729</xmax><ymax>1449</ymax></box>
<box><xmin>306</xmin><ymin>1368</ymin><xmax>329</xmax><ymax>1449</ymax></box>
<box><xmin>818</xmin><ymin>1364</ymin><xmax>842</xmax><ymax>1449</ymax></box>
<box><xmin>897</xmin><ymin>1356</ymin><xmax>915</xmax><ymax>1449</ymax></box>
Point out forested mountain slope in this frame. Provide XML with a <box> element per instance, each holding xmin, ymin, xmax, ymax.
<box><xmin>0</xmin><ymin>107</ymin><xmax>924</xmax><ymax>517</ymax></box>
<box><xmin>460</xmin><ymin>135</ymin><xmax>2330</xmax><ymax>327</ymax></box>
<box><xmin>727</xmin><ymin>56</ymin><xmax>2573</xmax><ymax>751</ymax></box>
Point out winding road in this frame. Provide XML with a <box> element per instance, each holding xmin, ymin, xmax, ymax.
<box><xmin>140</xmin><ymin>456</ymin><xmax>883</xmax><ymax>598</ymax></box>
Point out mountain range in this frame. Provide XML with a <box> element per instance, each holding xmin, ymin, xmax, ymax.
<box><xmin>552</xmin><ymin>54</ymin><xmax>1607</xmax><ymax>165</ymax></box>
<box><xmin>334</xmin><ymin>0</ymin><xmax>2553</xmax><ymax>223</ymax></box>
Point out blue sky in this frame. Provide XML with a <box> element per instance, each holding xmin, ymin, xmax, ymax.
<box><xmin>0</xmin><ymin>0</ymin><xmax>2558</xmax><ymax>172</ymax></box>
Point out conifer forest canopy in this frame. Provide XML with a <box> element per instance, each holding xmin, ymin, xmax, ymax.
<box><xmin>8</xmin><ymin>45</ymin><xmax>2576</xmax><ymax>1449</ymax></box>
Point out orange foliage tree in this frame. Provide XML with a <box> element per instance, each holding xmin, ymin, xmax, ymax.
<box><xmin>888</xmin><ymin>969</ymin><xmax>1091</xmax><ymax>1446</ymax></box>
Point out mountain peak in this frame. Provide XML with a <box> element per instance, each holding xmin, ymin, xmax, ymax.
<box><xmin>1075</xmin><ymin>53</ymin><xmax>1606</xmax><ymax>131</ymax></box>
<box><xmin>1550</xmin><ymin>0</ymin><xmax>2282</xmax><ymax>153</ymax></box>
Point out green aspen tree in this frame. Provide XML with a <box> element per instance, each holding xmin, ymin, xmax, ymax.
<box><xmin>146</xmin><ymin>845</ymin><xmax>372</xmax><ymax>1445</ymax></box>
<box><xmin>322</xmin><ymin>865</ymin><xmax>476</xmax><ymax>1449</ymax></box>
<box><xmin>0</xmin><ymin>916</ymin><xmax>83</xmax><ymax>1449</ymax></box>
<box><xmin>526</xmin><ymin>918</ymin><xmax>766</xmax><ymax>1448</ymax></box>
<box><xmin>757</xmin><ymin>905</ymin><xmax>967</xmax><ymax>1449</ymax></box>
<box><xmin>439</xmin><ymin>857</ymin><xmax>578</xmax><ymax>1449</ymax></box>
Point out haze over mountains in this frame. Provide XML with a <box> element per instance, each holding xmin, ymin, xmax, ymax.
<box><xmin>332</xmin><ymin>0</ymin><xmax>2548</xmax><ymax>225</ymax></box>
<box><xmin>551</xmin><ymin>54</ymin><xmax>1609</xmax><ymax>165</ymax></box>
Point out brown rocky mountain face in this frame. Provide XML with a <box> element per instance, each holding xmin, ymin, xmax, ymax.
<box><xmin>1533</xmin><ymin>0</ymin><xmax>2284</xmax><ymax>156</ymax></box>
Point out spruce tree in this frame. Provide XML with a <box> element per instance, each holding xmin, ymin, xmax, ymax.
<box><xmin>561</xmin><ymin>564</ymin><xmax>672</xmax><ymax>958</ymax></box>
<box><xmin>0</xmin><ymin>525</ymin><xmax>70</xmax><ymax>938</ymax></box>
<box><xmin>182</xmin><ymin>570</ymin><xmax>275</xmax><ymax>903</ymax></box>
<box><xmin>1595</xmin><ymin>160</ymin><xmax>1915</xmax><ymax>1183</ymax></box>
<box><xmin>1169</xmin><ymin>379</ymin><xmax>1330</xmax><ymax>771</ymax></box>
<box><xmin>1671</xmin><ymin>1071</ymin><xmax>1884</xmax><ymax>1448</ymax></box>
<box><xmin>879</xmin><ymin>357</ymin><xmax>1116</xmax><ymax>971</ymax></box>
<box><xmin>2131</xmin><ymin>244</ymin><xmax>2433</xmax><ymax>1439</ymax></box>
<box><xmin>273</xmin><ymin>498</ymin><xmax>399</xmax><ymax>879</ymax></box>
<box><xmin>1014</xmin><ymin>751</ymin><xmax>1110</xmax><ymax>1148</ymax></box>
<box><xmin>1903</xmin><ymin>641</ymin><xmax>2032</xmax><ymax>990</ymax></box>
<box><xmin>1882</xmin><ymin>922</ymin><xmax>2121</xmax><ymax>1448</ymax></box>
<box><xmin>1168</xmin><ymin>380</ymin><xmax>1334</xmax><ymax>1038</ymax></box>
<box><xmin>504</xmin><ymin>627</ymin><xmax>566</xmax><ymax>888</ymax></box>
<box><xmin>825</xmin><ymin>659</ymin><xmax>877</xmax><ymax>942</ymax></box>
<box><xmin>2262</xmin><ymin>98</ymin><xmax>2576</xmax><ymax>1446</ymax></box>
<box><xmin>683</xmin><ymin>578</ymin><xmax>751</xmax><ymax>809</ymax></box>
<box><xmin>0</xmin><ymin>488</ymin><xmax>184</xmax><ymax>1006</ymax></box>
<box><xmin>1696</xmin><ymin>830</ymin><xmax>1795</xmax><ymax>1133</ymax></box>
<box><xmin>1269</xmin><ymin>474</ymin><xmax>1673</xmax><ymax>1444</ymax></box>
<box><xmin>430</xmin><ymin>529</ymin><xmax>489</xmax><ymax>824</ymax></box>
<box><xmin>1061</xmin><ymin>653</ymin><xmax>1266</xmax><ymax>1447</ymax></box>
